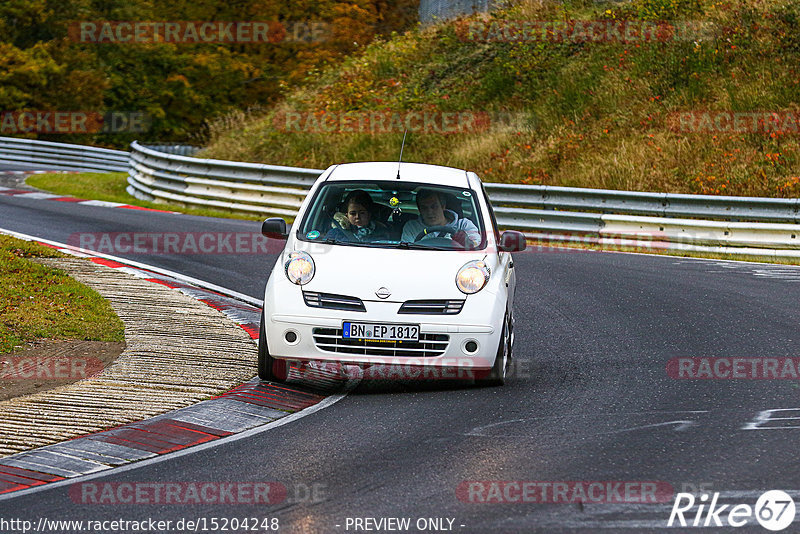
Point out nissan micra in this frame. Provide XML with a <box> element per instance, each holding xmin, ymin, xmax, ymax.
<box><xmin>259</xmin><ymin>161</ymin><xmax>526</xmax><ymax>386</ymax></box>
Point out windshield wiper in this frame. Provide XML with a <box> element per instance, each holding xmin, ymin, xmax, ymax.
<box><xmin>395</xmin><ymin>241</ymin><xmax>445</xmax><ymax>250</ymax></box>
<box><xmin>322</xmin><ymin>238</ymin><xmax>380</xmax><ymax>248</ymax></box>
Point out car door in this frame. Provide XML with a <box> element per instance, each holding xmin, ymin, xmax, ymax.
<box><xmin>479</xmin><ymin>181</ymin><xmax>516</xmax><ymax>313</ymax></box>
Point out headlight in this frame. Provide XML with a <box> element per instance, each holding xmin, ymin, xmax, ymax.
<box><xmin>284</xmin><ymin>251</ymin><xmax>315</xmax><ymax>285</ymax></box>
<box><xmin>456</xmin><ymin>260</ymin><xmax>490</xmax><ymax>294</ymax></box>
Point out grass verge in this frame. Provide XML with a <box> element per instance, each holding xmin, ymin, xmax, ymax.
<box><xmin>0</xmin><ymin>235</ymin><xmax>125</xmax><ymax>353</ymax></box>
<box><xmin>200</xmin><ymin>0</ymin><xmax>800</xmax><ymax>198</ymax></box>
<box><xmin>26</xmin><ymin>172</ymin><xmax>263</xmax><ymax>221</ymax></box>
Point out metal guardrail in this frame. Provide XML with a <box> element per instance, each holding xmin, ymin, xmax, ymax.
<box><xmin>489</xmin><ymin>194</ymin><xmax>800</xmax><ymax>256</ymax></box>
<box><xmin>484</xmin><ymin>183</ymin><xmax>800</xmax><ymax>224</ymax></box>
<box><xmin>3</xmin><ymin>136</ymin><xmax>799</xmax><ymax>258</ymax></box>
<box><xmin>128</xmin><ymin>143</ymin><xmax>800</xmax><ymax>257</ymax></box>
<box><xmin>127</xmin><ymin>141</ymin><xmax>320</xmax><ymax>217</ymax></box>
<box><xmin>142</xmin><ymin>144</ymin><xmax>202</xmax><ymax>156</ymax></box>
<box><xmin>419</xmin><ymin>0</ymin><xmax>491</xmax><ymax>24</ymax></box>
<box><xmin>0</xmin><ymin>137</ymin><xmax>128</xmax><ymax>172</ymax></box>
<box><xmin>129</xmin><ymin>144</ymin><xmax>800</xmax><ymax>223</ymax></box>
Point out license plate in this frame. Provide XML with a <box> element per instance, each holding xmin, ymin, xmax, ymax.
<box><xmin>342</xmin><ymin>322</ymin><xmax>419</xmax><ymax>342</ymax></box>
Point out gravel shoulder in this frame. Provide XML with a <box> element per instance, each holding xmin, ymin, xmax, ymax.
<box><xmin>0</xmin><ymin>258</ymin><xmax>257</xmax><ymax>457</ymax></box>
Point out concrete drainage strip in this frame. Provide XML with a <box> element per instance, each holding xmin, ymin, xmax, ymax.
<box><xmin>0</xmin><ymin>247</ymin><xmax>345</xmax><ymax>496</ymax></box>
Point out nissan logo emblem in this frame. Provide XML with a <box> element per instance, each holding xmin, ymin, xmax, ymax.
<box><xmin>376</xmin><ymin>287</ymin><xmax>391</xmax><ymax>299</ymax></box>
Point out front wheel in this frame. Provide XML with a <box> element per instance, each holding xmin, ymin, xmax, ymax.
<box><xmin>258</xmin><ymin>310</ymin><xmax>288</xmax><ymax>382</ymax></box>
<box><xmin>476</xmin><ymin>314</ymin><xmax>510</xmax><ymax>387</ymax></box>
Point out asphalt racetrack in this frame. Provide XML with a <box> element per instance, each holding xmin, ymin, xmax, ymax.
<box><xmin>2</xmin><ymin>186</ymin><xmax>800</xmax><ymax>532</ymax></box>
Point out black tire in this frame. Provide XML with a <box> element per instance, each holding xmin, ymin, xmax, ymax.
<box><xmin>476</xmin><ymin>314</ymin><xmax>510</xmax><ymax>387</ymax></box>
<box><xmin>258</xmin><ymin>309</ymin><xmax>288</xmax><ymax>382</ymax></box>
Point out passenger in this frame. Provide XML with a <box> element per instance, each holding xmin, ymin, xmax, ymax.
<box><xmin>327</xmin><ymin>190</ymin><xmax>390</xmax><ymax>242</ymax></box>
<box><xmin>401</xmin><ymin>189</ymin><xmax>481</xmax><ymax>247</ymax></box>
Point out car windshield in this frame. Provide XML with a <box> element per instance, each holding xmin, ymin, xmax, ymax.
<box><xmin>297</xmin><ymin>181</ymin><xmax>486</xmax><ymax>250</ymax></box>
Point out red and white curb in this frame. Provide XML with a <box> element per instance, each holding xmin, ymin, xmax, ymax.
<box><xmin>0</xmin><ymin>229</ymin><xmax>351</xmax><ymax>499</ymax></box>
<box><xmin>0</xmin><ymin>185</ymin><xmax>174</xmax><ymax>213</ymax></box>
<box><xmin>0</xmin><ymin>170</ymin><xmax>75</xmax><ymax>175</ymax></box>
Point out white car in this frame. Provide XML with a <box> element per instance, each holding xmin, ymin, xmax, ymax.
<box><xmin>258</xmin><ymin>161</ymin><xmax>526</xmax><ymax>386</ymax></box>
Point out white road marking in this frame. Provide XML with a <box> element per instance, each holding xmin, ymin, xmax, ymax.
<box><xmin>466</xmin><ymin>411</ymin><xmax>709</xmax><ymax>437</ymax></box>
<box><xmin>742</xmin><ymin>408</ymin><xmax>800</xmax><ymax>430</ymax></box>
<box><xmin>10</xmin><ymin>192</ymin><xmax>62</xmax><ymax>200</ymax></box>
<box><xmin>76</xmin><ymin>199</ymin><xmax>127</xmax><ymax>207</ymax></box>
<box><xmin>598</xmin><ymin>420</ymin><xmax>698</xmax><ymax>434</ymax></box>
<box><xmin>671</xmin><ymin>258</ymin><xmax>800</xmax><ymax>281</ymax></box>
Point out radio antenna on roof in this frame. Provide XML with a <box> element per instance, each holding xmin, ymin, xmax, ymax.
<box><xmin>396</xmin><ymin>129</ymin><xmax>407</xmax><ymax>180</ymax></box>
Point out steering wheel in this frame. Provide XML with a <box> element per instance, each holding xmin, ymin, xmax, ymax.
<box><xmin>413</xmin><ymin>225</ymin><xmax>460</xmax><ymax>242</ymax></box>
<box><xmin>414</xmin><ymin>225</ymin><xmax>468</xmax><ymax>249</ymax></box>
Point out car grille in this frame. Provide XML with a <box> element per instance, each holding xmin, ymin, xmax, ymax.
<box><xmin>303</xmin><ymin>292</ymin><xmax>366</xmax><ymax>312</ymax></box>
<box><xmin>312</xmin><ymin>328</ymin><xmax>449</xmax><ymax>357</ymax></box>
<box><xmin>398</xmin><ymin>299</ymin><xmax>464</xmax><ymax>315</ymax></box>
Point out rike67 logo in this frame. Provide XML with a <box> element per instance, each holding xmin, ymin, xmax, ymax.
<box><xmin>668</xmin><ymin>490</ymin><xmax>795</xmax><ymax>531</ymax></box>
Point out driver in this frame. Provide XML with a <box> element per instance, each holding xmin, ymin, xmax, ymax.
<box><xmin>401</xmin><ymin>189</ymin><xmax>481</xmax><ymax>247</ymax></box>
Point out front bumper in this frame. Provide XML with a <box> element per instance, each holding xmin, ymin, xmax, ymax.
<box><xmin>264</xmin><ymin>300</ymin><xmax>502</xmax><ymax>370</ymax></box>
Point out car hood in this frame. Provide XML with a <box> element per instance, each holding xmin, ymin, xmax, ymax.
<box><xmin>292</xmin><ymin>242</ymin><xmax>488</xmax><ymax>302</ymax></box>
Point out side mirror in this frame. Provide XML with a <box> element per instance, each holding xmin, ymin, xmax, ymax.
<box><xmin>262</xmin><ymin>218</ymin><xmax>288</xmax><ymax>240</ymax></box>
<box><xmin>499</xmin><ymin>230</ymin><xmax>526</xmax><ymax>252</ymax></box>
